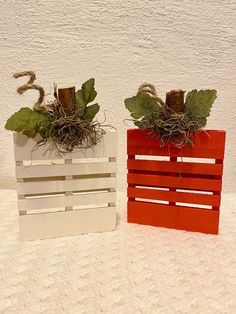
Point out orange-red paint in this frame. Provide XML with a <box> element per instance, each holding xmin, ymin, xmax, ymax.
<box><xmin>127</xmin><ymin>129</ymin><xmax>226</xmax><ymax>234</ymax></box>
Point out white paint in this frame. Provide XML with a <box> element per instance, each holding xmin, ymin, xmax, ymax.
<box><xmin>19</xmin><ymin>206</ymin><xmax>116</xmax><ymax>240</ymax></box>
<box><xmin>0</xmin><ymin>0</ymin><xmax>236</xmax><ymax>192</ymax></box>
<box><xmin>14</xmin><ymin>131</ymin><xmax>117</xmax><ymax>239</ymax></box>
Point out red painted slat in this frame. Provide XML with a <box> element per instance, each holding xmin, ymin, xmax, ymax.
<box><xmin>127</xmin><ymin>129</ymin><xmax>226</xmax><ymax>159</ymax></box>
<box><xmin>128</xmin><ymin>173</ymin><xmax>222</xmax><ymax>192</ymax></box>
<box><xmin>128</xmin><ymin>201</ymin><xmax>219</xmax><ymax>234</ymax></box>
<box><xmin>128</xmin><ymin>146</ymin><xmax>224</xmax><ymax>159</ymax></box>
<box><xmin>127</xmin><ymin>159</ymin><xmax>223</xmax><ymax>176</ymax></box>
<box><xmin>128</xmin><ymin>187</ymin><xmax>221</xmax><ymax>207</ymax></box>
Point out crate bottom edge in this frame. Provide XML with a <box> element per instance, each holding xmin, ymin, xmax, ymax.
<box><xmin>19</xmin><ymin>206</ymin><xmax>116</xmax><ymax>240</ymax></box>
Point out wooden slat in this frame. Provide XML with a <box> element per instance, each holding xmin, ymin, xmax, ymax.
<box><xmin>16</xmin><ymin>161</ymin><xmax>116</xmax><ymax>179</ymax></box>
<box><xmin>128</xmin><ymin>146</ymin><xmax>224</xmax><ymax>159</ymax></box>
<box><xmin>128</xmin><ymin>173</ymin><xmax>222</xmax><ymax>192</ymax></box>
<box><xmin>128</xmin><ymin>201</ymin><xmax>219</xmax><ymax>234</ymax></box>
<box><xmin>128</xmin><ymin>187</ymin><xmax>220</xmax><ymax>207</ymax></box>
<box><xmin>127</xmin><ymin>159</ymin><xmax>223</xmax><ymax>176</ymax></box>
<box><xmin>127</xmin><ymin>129</ymin><xmax>226</xmax><ymax>159</ymax></box>
<box><xmin>18</xmin><ymin>192</ymin><xmax>116</xmax><ymax>211</ymax></box>
<box><xmin>17</xmin><ymin>177</ymin><xmax>116</xmax><ymax>195</ymax></box>
<box><xmin>14</xmin><ymin>130</ymin><xmax>117</xmax><ymax>161</ymax></box>
<box><xmin>19</xmin><ymin>206</ymin><xmax>116</xmax><ymax>240</ymax></box>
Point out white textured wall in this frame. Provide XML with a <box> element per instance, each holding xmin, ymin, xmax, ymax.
<box><xmin>0</xmin><ymin>0</ymin><xmax>236</xmax><ymax>192</ymax></box>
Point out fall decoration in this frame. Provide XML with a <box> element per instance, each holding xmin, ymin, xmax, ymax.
<box><xmin>125</xmin><ymin>83</ymin><xmax>217</xmax><ymax>147</ymax></box>
<box><xmin>5</xmin><ymin>71</ymin><xmax>105</xmax><ymax>153</ymax></box>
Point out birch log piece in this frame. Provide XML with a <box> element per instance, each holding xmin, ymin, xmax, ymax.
<box><xmin>166</xmin><ymin>90</ymin><xmax>185</xmax><ymax>113</ymax></box>
<box><xmin>57</xmin><ymin>86</ymin><xmax>76</xmax><ymax>112</ymax></box>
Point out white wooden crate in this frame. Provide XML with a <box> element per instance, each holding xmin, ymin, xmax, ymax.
<box><xmin>13</xmin><ymin>130</ymin><xmax>117</xmax><ymax>240</ymax></box>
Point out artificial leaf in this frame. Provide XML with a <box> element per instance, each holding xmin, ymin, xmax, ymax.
<box><xmin>84</xmin><ymin>103</ymin><xmax>100</xmax><ymax>122</ymax></box>
<box><xmin>125</xmin><ymin>92</ymin><xmax>161</xmax><ymax>120</ymax></box>
<box><xmin>23</xmin><ymin>128</ymin><xmax>38</xmax><ymax>138</ymax></box>
<box><xmin>5</xmin><ymin>107</ymin><xmax>52</xmax><ymax>138</ymax></box>
<box><xmin>185</xmin><ymin>89</ymin><xmax>217</xmax><ymax>127</ymax></box>
<box><xmin>38</xmin><ymin>119</ymin><xmax>53</xmax><ymax>139</ymax></box>
<box><xmin>75</xmin><ymin>89</ymin><xmax>86</xmax><ymax>115</ymax></box>
<box><xmin>82</xmin><ymin>78</ymin><xmax>97</xmax><ymax>105</ymax></box>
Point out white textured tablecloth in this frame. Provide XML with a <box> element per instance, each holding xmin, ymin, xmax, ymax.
<box><xmin>0</xmin><ymin>190</ymin><xmax>236</xmax><ymax>314</ymax></box>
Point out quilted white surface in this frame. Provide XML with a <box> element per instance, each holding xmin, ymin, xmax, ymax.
<box><xmin>0</xmin><ymin>189</ymin><xmax>236</xmax><ymax>314</ymax></box>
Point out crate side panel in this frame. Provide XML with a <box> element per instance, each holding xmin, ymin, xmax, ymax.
<box><xmin>14</xmin><ymin>130</ymin><xmax>117</xmax><ymax>161</ymax></box>
<box><xmin>19</xmin><ymin>206</ymin><xmax>116</xmax><ymax>240</ymax></box>
<box><xmin>128</xmin><ymin>201</ymin><xmax>219</xmax><ymax>234</ymax></box>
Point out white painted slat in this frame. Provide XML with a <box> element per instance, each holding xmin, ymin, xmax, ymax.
<box><xmin>14</xmin><ymin>130</ymin><xmax>117</xmax><ymax>161</ymax></box>
<box><xmin>19</xmin><ymin>206</ymin><xmax>116</xmax><ymax>240</ymax></box>
<box><xmin>18</xmin><ymin>192</ymin><xmax>116</xmax><ymax>211</ymax></box>
<box><xmin>16</xmin><ymin>161</ymin><xmax>116</xmax><ymax>179</ymax></box>
<box><xmin>17</xmin><ymin>177</ymin><xmax>116</xmax><ymax>195</ymax></box>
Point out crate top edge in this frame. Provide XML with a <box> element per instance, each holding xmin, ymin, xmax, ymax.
<box><xmin>127</xmin><ymin>128</ymin><xmax>226</xmax><ymax>157</ymax></box>
<box><xmin>127</xmin><ymin>128</ymin><xmax>226</xmax><ymax>134</ymax></box>
<box><xmin>13</xmin><ymin>130</ymin><xmax>117</xmax><ymax>161</ymax></box>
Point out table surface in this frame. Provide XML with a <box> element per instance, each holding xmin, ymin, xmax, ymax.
<box><xmin>0</xmin><ymin>190</ymin><xmax>236</xmax><ymax>314</ymax></box>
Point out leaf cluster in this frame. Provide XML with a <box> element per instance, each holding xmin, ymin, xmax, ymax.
<box><xmin>125</xmin><ymin>89</ymin><xmax>217</xmax><ymax>130</ymax></box>
<box><xmin>5</xmin><ymin>107</ymin><xmax>52</xmax><ymax>139</ymax></box>
<box><xmin>5</xmin><ymin>78</ymin><xmax>101</xmax><ymax>139</ymax></box>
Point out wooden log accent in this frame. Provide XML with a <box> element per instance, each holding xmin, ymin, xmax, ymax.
<box><xmin>58</xmin><ymin>86</ymin><xmax>76</xmax><ymax>111</ymax></box>
<box><xmin>166</xmin><ymin>89</ymin><xmax>185</xmax><ymax>113</ymax></box>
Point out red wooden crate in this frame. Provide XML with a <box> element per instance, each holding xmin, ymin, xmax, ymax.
<box><xmin>127</xmin><ymin>129</ymin><xmax>226</xmax><ymax>234</ymax></box>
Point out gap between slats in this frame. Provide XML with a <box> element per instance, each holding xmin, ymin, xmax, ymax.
<box><xmin>128</xmin><ymin>187</ymin><xmax>220</xmax><ymax>207</ymax></box>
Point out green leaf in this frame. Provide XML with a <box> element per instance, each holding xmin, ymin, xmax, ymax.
<box><xmin>82</xmin><ymin>78</ymin><xmax>97</xmax><ymax>105</ymax></box>
<box><xmin>75</xmin><ymin>78</ymin><xmax>98</xmax><ymax>119</ymax></box>
<box><xmin>75</xmin><ymin>90</ymin><xmax>86</xmax><ymax>115</ymax></box>
<box><xmin>5</xmin><ymin>107</ymin><xmax>52</xmax><ymax>138</ymax></box>
<box><xmin>84</xmin><ymin>103</ymin><xmax>100</xmax><ymax>122</ymax></box>
<box><xmin>185</xmin><ymin>89</ymin><xmax>217</xmax><ymax>127</ymax></box>
<box><xmin>125</xmin><ymin>92</ymin><xmax>161</xmax><ymax>119</ymax></box>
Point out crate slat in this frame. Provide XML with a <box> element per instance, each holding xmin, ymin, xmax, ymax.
<box><xmin>18</xmin><ymin>191</ymin><xmax>116</xmax><ymax>211</ymax></box>
<box><xmin>14</xmin><ymin>131</ymin><xmax>117</xmax><ymax>161</ymax></box>
<box><xmin>128</xmin><ymin>173</ymin><xmax>222</xmax><ymax>192</ymax></box>
<box><xmin>128</xmin><ymin>187</ymin><xmax>220</xmax><ymax>207</ymax></box>
<box><xmin>17</xmin><ymin>177</ymin><xmax>116</xmax><ymax>195</ymax></box>
<box><xmin>128</xmin><ymin>146</ymin><xmax>224</xmax><ymax>159</ymax></box>
<box><xmin>19</xmin><ymin>206</ymin><xmax>116</xmax><ymax>240</ymax></box>
<box><xmin>127</xmin><ymin>129</ymin><xmax>225</xmax><ymax>159</ymax></box>
<box><xmin>127</xmin><ymin>159</ymin><xmax>223</xmax><ymax>176</ymax></box>
<box><xmin>16</xmin><ymin>161</ymin><xmax>116</xmax><ymax>179</ymax></box>
<box><xmin>128</xmin><ymin>201</ymin><xmax>219</xmax><ymax>234</ymax></box>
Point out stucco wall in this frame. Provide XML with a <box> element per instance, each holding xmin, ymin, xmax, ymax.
<box><xmin>0</xmin><ymin>0</ymin><xmax>236</xmax><ymax>192</ymax></box>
